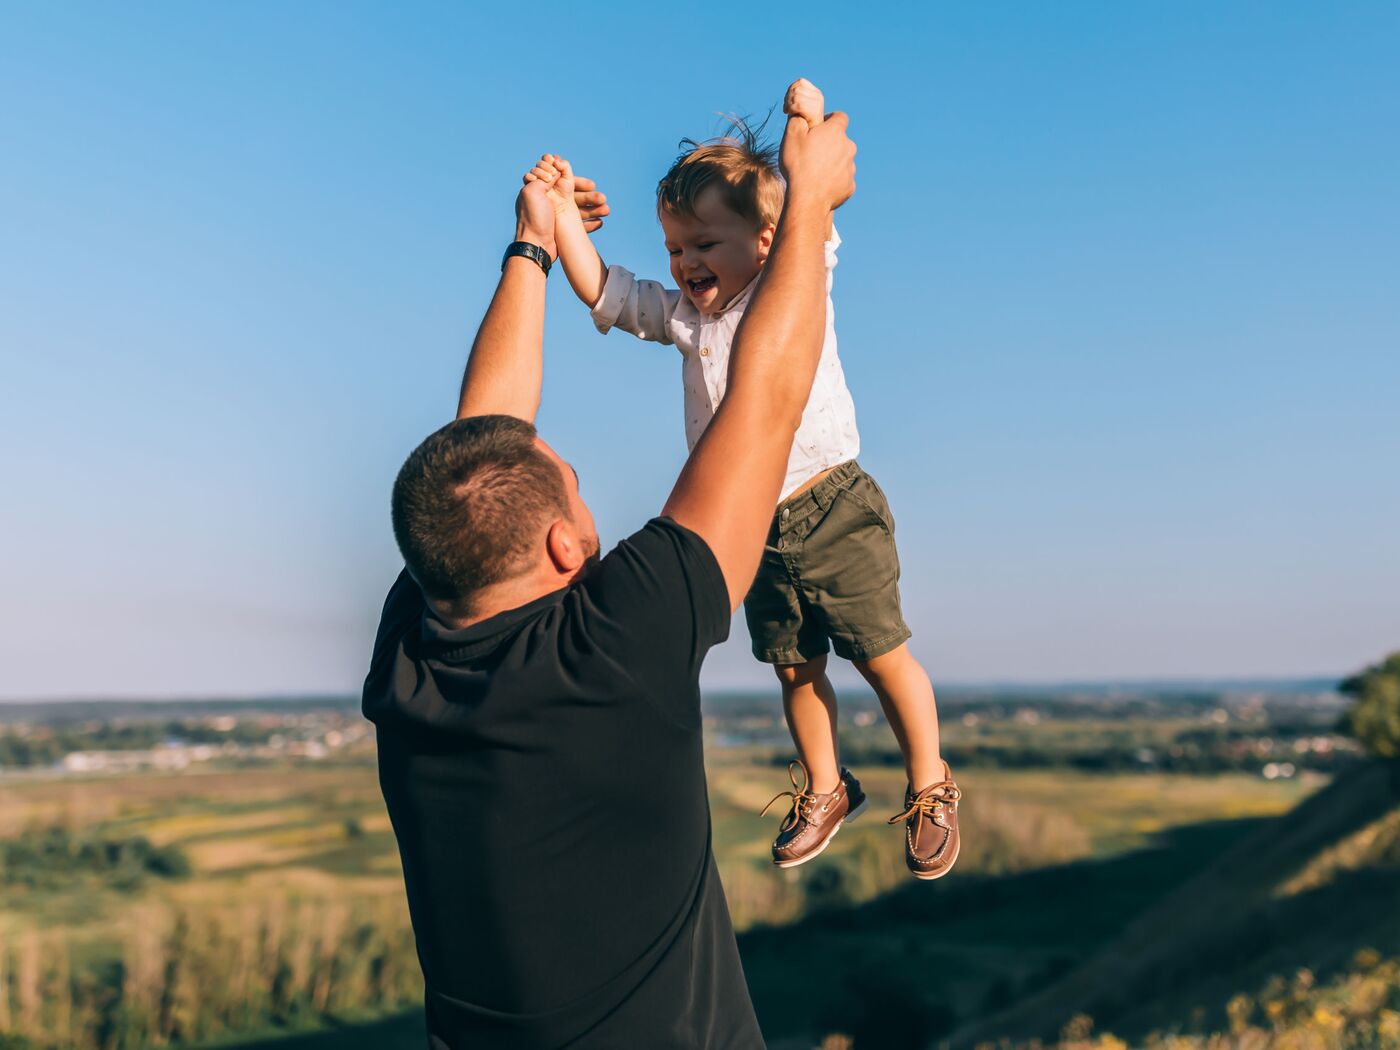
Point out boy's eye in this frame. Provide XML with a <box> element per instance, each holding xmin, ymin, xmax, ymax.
<box><xmin>667</xmin><ymin>249</ymin><xmax>681</xmax><ymax>257</ymax></box>
<box><xmin>698</xmin><ymin>242</ymin><xmax>717</xmax><ymax>251</ymax></box>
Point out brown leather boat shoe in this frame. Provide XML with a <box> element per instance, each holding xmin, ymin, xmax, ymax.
<box><xmin>762</xmin><ymin>761</ymin><xmax>868</xmax><ymax>868</ymax></box>
<box><xmin>888</xmin><ymin>760</ymin><xmax>961</xmax><ymax>880</ymax></box>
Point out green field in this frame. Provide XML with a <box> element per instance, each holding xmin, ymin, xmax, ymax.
<box><xmin>0</xmin><ymin>747</ymin><xmax>1325</xmax><ymax>1049</ymax></box>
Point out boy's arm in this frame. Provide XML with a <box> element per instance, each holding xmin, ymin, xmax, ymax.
<box><xmin>557</xmin><ymin>204</ymin><xmax>609</xmax><ymax>308</ymax></box>
<box><xmin>526</xmin><ymin>155</ymin><xmax>609</xmax><ymax>308</ymax></box>
<box><xmin>528</xmin><ymin>155</ymin><xmax>682</xmax><ymax>345</ymax></box>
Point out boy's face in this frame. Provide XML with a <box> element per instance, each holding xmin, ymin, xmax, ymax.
<box><xmin>661</xmin><ymin>184</ymin><xmax>774</xmax><ymax>315</ymax></box>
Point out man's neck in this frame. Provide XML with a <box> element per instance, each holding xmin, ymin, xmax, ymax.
<box><xmin>432</xmin><ymin>569</ymin><xmax>578</xmax><ymax>631</ymax></box>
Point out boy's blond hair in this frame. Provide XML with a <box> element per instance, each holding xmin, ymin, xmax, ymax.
<box><xmin>656</xmin><ymin>119</ymin><xmax>783</xmax><ymax>231</ymax></box>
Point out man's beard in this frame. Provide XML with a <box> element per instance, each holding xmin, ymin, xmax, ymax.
<box><xmin>581</xmin><ymin>532</ymin><xmax>602</xmax><ymax>572</ymax></box>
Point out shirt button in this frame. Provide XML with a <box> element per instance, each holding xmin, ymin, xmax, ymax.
<box><xmin>781</xmin><ymin>508</ymin><xmax>790</xmax><ymax>521</ymax></box>
<box><xmin>700</xmin><ymin>346</ymin><xmax>710</xmax><ymax>357</ymax></box>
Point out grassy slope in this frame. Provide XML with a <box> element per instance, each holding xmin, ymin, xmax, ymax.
<box><xmin>951</xmin><ymin>760</ymin><xmax>1400</xmax><ymax>1047</ymax></box>
<box><xmin>214</xmin><ymin>1013</ymin><xmax>424</xmax><ymax>1050</ymax></box>
<box><xmin>224</xmin><ymin>806</ymin><xmax>1304</xmax><ymax>1050</ymax></box>
<box><xmin>737</xmin><ymin>814</ymin><xmax>1274</xmax><ymax>1047</ymax></box>
<box><xmin>203</xmin><ymin>768</ymin><xmax>1312</xmax><ymax>1050</ymax></box>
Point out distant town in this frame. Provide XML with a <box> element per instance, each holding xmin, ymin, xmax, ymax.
<box><xmin>0</xmin><ymin>681</ymin><xmax>1358</xmax><ymax>779</ymax></box>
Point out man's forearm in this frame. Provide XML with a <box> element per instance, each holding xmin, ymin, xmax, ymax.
<box><xmin>659</xmin><ymin>102</ymin><xmax>855</xmax><ymax>609</ymax></box>
<box><xmin>456</xmin><ymin>257</ymin><xmax>547</xmax><ymax>422</ymax></box>
<box><xmin>658</xmin><ymin>191</ymin><xmax>832</xmax><ymax>609</ymax></box>
<box><xmin>555</xmin><ymin>210</ymin><xmax>609</xmax><ymax>308</ymax></box>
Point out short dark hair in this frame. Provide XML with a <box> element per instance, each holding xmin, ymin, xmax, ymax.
<box><xmin>391</xmin><ymin>415</ymin><xmax>568</xmax><ymax>614</ymax></box>
<box><xmin>656</xmin><ymin>116</ymin><xmax>784</xmax><ymax>230</ymax></box>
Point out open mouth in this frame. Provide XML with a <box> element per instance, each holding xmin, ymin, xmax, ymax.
<box><xmin>687</xmin><ymin>276</ymin><xmax>718</xmax><ymax>296</ymax></box>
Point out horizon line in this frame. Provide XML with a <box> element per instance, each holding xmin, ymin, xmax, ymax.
<box><xmin>0</xmin><ymin>672</ymin><xmax>1347</xmax><ymax>706</ymax></box>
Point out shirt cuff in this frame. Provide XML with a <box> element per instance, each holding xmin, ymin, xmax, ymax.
<box><xmin>824</xmin><ymin>223</ymin><xmax>842</xmax><ymax>272</ymax></box>
<box><xmin>591</xmin><ymin>264</ymin><xmax>636</xmax><ymax>334</ymax></box>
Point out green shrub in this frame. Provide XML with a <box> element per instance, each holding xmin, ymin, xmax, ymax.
<box><xmin>1340</xmin><ymin>651</ymin><xmax>1400</xmax><ymax>759</ymax></box>
<box><xmin>0</xmin><ymin>828</ymin><xmax>191</xmax><ymax>890</ymax></box>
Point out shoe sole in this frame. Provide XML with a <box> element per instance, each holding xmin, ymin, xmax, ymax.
<box><xmin>910</xmin><ymin>834</ymin><xmax>960</xmax><ymax>881</ymax></box>
<box><xmin>773</xmin><ymin>797</ymin><xmax>869</xmax><ymax>869</ymax></box>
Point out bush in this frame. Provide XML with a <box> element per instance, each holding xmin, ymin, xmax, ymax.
<box><xmin>0</xmin><ymin>828</ymin><xmax>191</xmax><ymax>890</ymax></box>
<box><xmin>1340</xmin><ymin>651</ymin><xmax>1400</xmax><ymax>759</ymax></box>
<box><xmin>0</xmin><ymin>894</ymin><xmax>420</xmax><ymax>1048</ymax></box>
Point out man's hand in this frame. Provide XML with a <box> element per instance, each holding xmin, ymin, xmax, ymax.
<box><xmin>525</xmin><ymin>154</ymin><xmax>610</xmax><ymax>233</ymax></box>
<box><xmin>457</xmin><ymin>167</ymin><xmax>566</xmax><ymax>422</ymax></box>
<box><xmin>783</xmin><ymin>77</ymin><xmax>826</xmax><ymax>129</ymax></box>
<box><xmin>515</xmin><ymin>175</ymin><xmax>559</xmax><ymax>260</ymax></box>
<box><xmin>526</xmin><ymin>153</ymin><xmax>613</xmax><ymax>310</ymax></box>
<box><xmin>780</xmin><ymin>108</ymin><xmax>856</xmax><ymax>213</ymax></box>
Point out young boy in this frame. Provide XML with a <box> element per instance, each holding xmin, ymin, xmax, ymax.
<box><xmin>530</xmin><ymin>79</ymin><xmax>961</xmax><ymax>880</ymax></box>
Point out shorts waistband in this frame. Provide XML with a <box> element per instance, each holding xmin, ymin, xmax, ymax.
<box><xmin>775</xmin><ymin>460</ymin><xmax>861</xmax><ymax>530</ymax></box>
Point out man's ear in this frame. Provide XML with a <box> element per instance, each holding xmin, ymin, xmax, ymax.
<box><xmin>545</xmin><ymin>519</ymin><xmax>585</xmax><ymax>575</ymax></box>
<box><xmin>756</xmin><ymin>223</ymin><xmax>777</xmax><ymax>263</ymax></box>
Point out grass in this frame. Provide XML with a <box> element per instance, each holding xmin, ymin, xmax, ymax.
<box><xmin>738</xmin><ymin>814</ymin><xmax>1281</xmax><ymax>1045</ymax></box>
<box><xmin>951</xmin><ymin>760</ymin><xmax>1400</xmax><ymax>1047</ymax></box>
<box><xmin>0</xmin><ymin>753</ymin><xmax>1324</xmax><ymax>1048</ymax></box>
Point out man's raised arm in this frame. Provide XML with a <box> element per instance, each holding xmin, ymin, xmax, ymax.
<box><xmin>662</xmin><ymin>107</ymin><xmax>857</xmax><ymax>610</ymax></box>
<box><xmin>455</xmin><ymin>178</ymin><xmax>559</xmax><ymax>423</ymax></box>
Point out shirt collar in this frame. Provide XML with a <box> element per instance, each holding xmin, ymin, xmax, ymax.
<box><xmin>420</xmin><ymin>584</ymin><xmax>570</xmax><ymax>663</ymax></box>
<box><xmin>700</xmin><ymin>271</ymin><xmax>762</xmax><ymax>321</ymax></box>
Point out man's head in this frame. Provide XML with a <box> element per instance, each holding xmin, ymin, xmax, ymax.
<box><xmin>392</xmin><ymin>415</ymin><xmax>599</xmax><ymax>623</ymax></box>
<box><xmin>656</xmin><ymin>121</ymin><xmax>783</xmax><ymax>315</ymax></box>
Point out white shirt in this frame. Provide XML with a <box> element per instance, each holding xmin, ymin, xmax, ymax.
<box><xmin>591</xmin><ymin>228</ymin><xmax>860</xmax><ymax>502</ymax></box>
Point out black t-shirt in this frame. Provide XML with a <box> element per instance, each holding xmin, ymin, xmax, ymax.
<box><xmin>363</xmin><ymin>518</ymin><xmax>765</xmax><ymax>1049</ymax></box>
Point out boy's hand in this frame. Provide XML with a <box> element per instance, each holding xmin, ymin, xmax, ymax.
<box><xmin>784</xmin><ymin>77</ymin><xmax>826</xmax><ymax>129</ymax></box>
<box><xmin>525</xmin><ymin>154</ymin><xmax>610</xmax><ymax>232</ymax></box>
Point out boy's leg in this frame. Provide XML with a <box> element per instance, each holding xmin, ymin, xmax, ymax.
<box><xmin>791</xmin><ymin>463</ymin><xmax>960</xmax><ymax>877</ymax></box>
<box><xmin>857</xmin><ymin>643</ymin><xmax>960</xmax><ymax>880</ymax></box>
<box><xmin>743</xmin><ymin>505</ymin><xmax>842</xmax><ymax>791</ymax></box>
<box><xmin>787</xmin><ymin>465</ymin><xmax>934</xmax><ymax>784</ymax></box>
<box><xmin>775</xmin><ymin>654</ymin><xmax>841</xmax><ymax>794</ymax></box>
<box><xmin>852</xmin><ymin>642</ymin><xmax>942</xmax><ymax>792</ymax></box>
<box><xmin>764</xmin><ymin>653</ymin><xmax>863</xmax><ymax>868</ymax></box>
<box><xmin>745</xmin><ymin>498</ymin><xmax>865</xmax><ymax>867</ymax></box>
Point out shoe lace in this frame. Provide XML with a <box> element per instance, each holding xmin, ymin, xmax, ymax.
<box><xmin>887</xmin><ymin>780</ymin><xmax>961</xmax><ymax>850</ymax></box>
<box><xmin>760</xmin><ymin>760</ymin><xmax>817</xmax><ymax>834</ymax></box>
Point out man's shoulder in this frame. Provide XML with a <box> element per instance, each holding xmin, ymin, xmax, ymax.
<box><xmin>579</xmin><ymin>517</ymin><xmax>730</xmax><ymax>677</ymax></box>
<box><xmin>362</xmin><ymin>569</ymin><xmax>426</xmax><ymax>725</ymax></box>
<box><xmin>373</xmin><ymin>569</ymin><xmax>423</xmax><ymax>646</ymax></box>
<box><xmin>592</xmin><ymin>517</ymin><xmax>723</xmax><ymax>599</ymax></box>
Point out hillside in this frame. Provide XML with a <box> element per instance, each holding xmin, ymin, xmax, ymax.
<box><xmin>951</xmin><ymin>759</ymin><xmax>1400</xmax><ymax>1046</ymax></box>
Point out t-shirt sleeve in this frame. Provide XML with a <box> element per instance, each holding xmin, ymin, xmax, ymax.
<box><xmin>361</xmin><ymin>568</ymin><xmax>424</xmax><ymax>722</ymax></box>
<box><xmin>577</xmin><ymin>518</ymin><xmax>731</xmax><ymax>718</ymax></box>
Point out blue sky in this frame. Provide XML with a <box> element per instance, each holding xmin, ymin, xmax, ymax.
<box><xmin>1</xmin><ymin>2</ymin><xmax>1396</xmax><ymax>699</ymax></box>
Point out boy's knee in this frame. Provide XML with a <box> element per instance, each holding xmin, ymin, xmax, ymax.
<box><xmin>773</xmin><ymin>654</ymin><xmax>828</xmax><ymax>687</ymax></box>
<box><xmin>852</xmin><ymin>642</ymin><xmax>914</xmax><ymax>681</ymax></box>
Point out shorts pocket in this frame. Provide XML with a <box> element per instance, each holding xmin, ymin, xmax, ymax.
<box><xmin>837</xmin><ymin>475</ymin><xmax>895</xmax><ymax>536</ymax></box>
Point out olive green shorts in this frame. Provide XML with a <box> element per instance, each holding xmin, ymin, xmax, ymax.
<box><xmin>743</xmin><ymin>461</ymin><xmax>912</xmax><ymax>665</ymax></box>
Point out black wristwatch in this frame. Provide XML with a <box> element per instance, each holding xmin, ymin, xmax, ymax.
<box><xmin>502</xmin><ymin>241</ymin><xmax>552</xmax><ymax>276</ymax></box>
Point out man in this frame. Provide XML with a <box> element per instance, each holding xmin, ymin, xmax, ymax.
<box><xmin>363</xmin><ymin>99</ymin><xmax>856</xmax><ymax>1049</ymax></box>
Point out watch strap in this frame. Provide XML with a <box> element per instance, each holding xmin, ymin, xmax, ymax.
<box><xmin>502</xmin><ymin>241</ymin><xmax>552</xmax><ymax>276</ymax></box>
